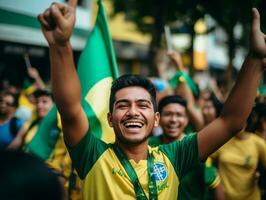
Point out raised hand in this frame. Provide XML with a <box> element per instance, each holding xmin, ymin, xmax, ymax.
<box><xmin>250</xmin><ymin>8</ymin><xmax>266</xmax><ymax>62</ymax></box>
<box><xmin>166</xmin><ymin>51</ymin><xmax>185</xmax><ymax>71</ymax></box>
<box><xmin>38</xmin><ymin>0</ymin><xmax>77</xmax><ymax>46</ymax></box>
<box><xmin>27</xmin><ymin>67</ymin><xmax>39</xmax><ymax>79</ymax></box>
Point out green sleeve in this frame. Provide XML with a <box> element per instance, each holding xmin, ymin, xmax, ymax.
<box><xmin>204</xmin><ymin>158</ymin><xmax>220</xmax><ymax>188</ymax></box>
<box><xmin>159</xmin><ymin>133</ymin><xmax>200</xmax><ymax>179</ymax></box>
<box><xmin>67</xmin><ymin>130</ymin><xmax>109</xmax><ymax>179</ymax></box>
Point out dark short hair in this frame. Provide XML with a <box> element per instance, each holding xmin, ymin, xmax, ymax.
<box><xmin>158</xmin><ymin>95</ymin><xmax>187</xmax><ymax>114</ymax></box>
<box><xmin>109</xmin><ymin>74</ymin><xmax>157</xmax><ymax>113</ymax></box>
<box><xmin>33</xmin><ymin>89</ymin><xmax>53</xmax><ymax>99</ymax></box>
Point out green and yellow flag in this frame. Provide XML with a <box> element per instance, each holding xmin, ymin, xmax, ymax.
<box><xmin>25</xmin><ymin>0</ymin><xmax>118</xmax><ymax>159</ymax></box>
<box><xmin>78</xmin><ymin>0</ymin><xmax>118</xmax><ymax>143</ymax></box>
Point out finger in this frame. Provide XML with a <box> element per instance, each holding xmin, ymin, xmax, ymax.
<box><xmin>50</xmin><ymin>4</ymin><xmax>65</xmax><ymax>26</ymax></box>
<box><xmin>68</xmin><ymin>0</ymin><xmax>78</xmax><ymax>8</ymax></box>
<box><xmin>38</xmin><ymin>14</ymin><xmax>52</xmax><ymax>30</ymax></box>
<box><xmin>252</xmin><ymin>8</ymin><xmax>260</xmax><ymax>33</ymax></box>
<box><xmin>51</xmin><ymin>2</ymin><xmax>66</xmax><ymax>10</ymax></box>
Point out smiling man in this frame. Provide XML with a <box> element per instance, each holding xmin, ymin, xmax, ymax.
<box><xmin>38</xmin><ymin>0</ymin><xmax>266</xmax><ymax>199</ymax></box>
<box><xmin>149</xmin><ymin>95</ymin><xmax>224</xmax><ymax>200</ymax></box>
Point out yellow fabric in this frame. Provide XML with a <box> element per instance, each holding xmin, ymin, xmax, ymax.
<box><xmin>18</xmin><ymin>93</ymin><xmax>36</xmax><ymax>111</ymax></box>
<box><xmin>211</xmin><ymin>133</ymin><xmax>266</xmax><ymax>200</ymax></box>
<box><xmin>81</xmin><ymin>147</ymin><xmax>179</xmax><ymax>200</ymax></box>
<box><xmin>23</xmin><ymin>120</ymin><xmax>38</xmax><ymax>145</ymax></box>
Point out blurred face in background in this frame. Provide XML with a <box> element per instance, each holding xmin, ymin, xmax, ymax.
<box><xmin>36</xmin><ymin>95</ymin><xmax>53</xmax><ymax>119</ymax></box>
<box><xmin>0</xmin><ymin>94</ymin><xmax>16</xmax><ymax>118</ymax></box>
<box><xmin>202</xmin><ymin>100</ymin><xmax>217</xmax><ymax>125</ymax></box>
<box><xmin>160</xmin><ymin>103</ymin><xmax>188</xmax><ymax>140</ymax></box>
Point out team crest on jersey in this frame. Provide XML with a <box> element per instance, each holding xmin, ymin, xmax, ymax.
<box><xmin>153</xmin><ymin>162</ymin><xmax>168</xmax><ymax>182</ymax></box>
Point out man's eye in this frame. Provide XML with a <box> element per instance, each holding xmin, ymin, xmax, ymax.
<box><xmin>139</xmin><ymin>104</ymin><xmax>149</xmax><ymax>108</ymax></box>
<box><xmin>117</xmin><ymin>104</ymin><xmax>127</xmax><ymax>108</ymax></box>
<box><xmin>162</xmin><ymin>112</ymin><xmax>171</xmax><ymax>116</ymax></box>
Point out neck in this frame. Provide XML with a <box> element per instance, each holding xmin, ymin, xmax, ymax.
<box><xmin>116</xmin><ymin>140</ymin><xmax>148</xmax><ymax>162</ymax></box>
<box><xmin>236</xmin><ymin>131</ymin><xmax>249</xmax><ymax>140</ymax></box>
<box><xmin>162</xmin><ymin>133</ymin><xmax>185</xmax><ymax>144</ymax></box>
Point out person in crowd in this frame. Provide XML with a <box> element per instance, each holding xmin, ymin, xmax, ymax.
<box><xmin>149</xmin><ymin>95</ymin><xmax>224</xmax><ymax>200</ymax></box>
<box><xmin>246</xmin><ymin>102</ymin><xmax>266</xmax><ymax>199</ymax></box>
<box><xmin>16</xmin><ymin>66</ymin><xmax>47</xmax><ymax>122</ymax></box>
<box><xmin>8</xmin><ymin>89</ymin><xmax>81</xmax><ymax>198</ymax></box>
<box><xmin>211</xmin><ymin>124</ymin><xmax>266</xmax><ymax>200</ymax></box>
<box><xmin>38</xmin><ymin>0</ymin><xmax>265</xmax><ymax>199</ymax></box>
<box><xmin>0</xmin><ymin>150</ymin><xmax>64</xmax><ymax>200</ymax></box>
<box><xmin>201</xmin><ymin>93</ymin><xmax>223</xmax><ymax>126</ymax></box>
<box><xmin>0</xmin><ymin>91</ymin><xmax>24</xmax><ymax>150</ymax></box>
<box><xmin>167</xmin><ymin>50</ymin><xmax>204</xmax><ymax>133</ymax></box>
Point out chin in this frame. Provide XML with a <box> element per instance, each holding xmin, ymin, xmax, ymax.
<box><xmin>118</xmin><ymin>134</ymin><xmax>149</xmax><ymax>145</ymax></box>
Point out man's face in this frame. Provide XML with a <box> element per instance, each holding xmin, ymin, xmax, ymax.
<box><xmin>202</xmin><ymin>100</ymin><xmax>216</xmax><ymax>124</ymax></box>
<box><xmin>160</xmin><ymin>103</ymin><xmax>188</xmax><ymax>139</ymax></box>
<box><xmin>0</xmin><ymin>94</ymin><xmax>16</xmax><ymax>116</ymax></box>
<box><xmin>108</xmin><ymin>86</ymin><xmax>159</xmax><ymax>145</ymax></box>
<box><xmin>36</xmin><ymin>96</ymin><xmax>53</xmax><ymax>119</ymax></box>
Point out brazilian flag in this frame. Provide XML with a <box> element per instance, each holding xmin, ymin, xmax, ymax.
<box><xmin>78</xmin><ymin>0</ymin><xmax>118</xmax><ymax>143</ymax></box>
<box><xmin>25</xmin><ymin>0</ymin><xmax>118</xmax><ymax>160</ymax></box>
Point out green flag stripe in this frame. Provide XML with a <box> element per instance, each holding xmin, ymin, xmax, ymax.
<box><xmin>25</xmin><ymin>105</ymin><xmax>60</xmax><ymax>160</ymax></box>
<box><xmin>77</xmin><ymin>0</ymin><xmax>119</xmax><ymax>140</ymax></box>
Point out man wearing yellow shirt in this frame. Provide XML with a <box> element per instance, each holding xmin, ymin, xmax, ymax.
<box><xmin>38</xmin><ymin>0</ymin><xmax>266</xmax><ymax>199</ymax></box>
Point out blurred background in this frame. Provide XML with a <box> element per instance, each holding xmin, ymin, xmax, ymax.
<box><xmin>1</xmin><ymin>0</ymin><xmax>266</xmax><ymax>93</ymax></box>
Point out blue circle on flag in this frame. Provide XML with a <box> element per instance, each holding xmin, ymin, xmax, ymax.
<box><xmin>153</xmin><ymin>163</ymin><xmax>168</xmax><ymax>182</ymax></box>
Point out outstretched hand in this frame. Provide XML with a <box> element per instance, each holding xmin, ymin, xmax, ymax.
<box><xmin>166</xmin><ymin>51</ymin><xmax>185</xmax><ymax>71</ymax></box>
<box><xmin>250</xmin><ymin>8</ymin><xmax>266</xmax><ymax>66</ymax></box>
<box><xmin>38</xmin><ymin>0</ymin><xmax>77</xmax><ymax>46</ymax></box>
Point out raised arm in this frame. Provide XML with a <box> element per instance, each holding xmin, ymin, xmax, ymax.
<box><xmin>38</xmin><ymin>0</ymin><xmax>88</xmax><ymax>147</ymax></box>
<box><xmin>168</xmin><ymin>51</ymin><xmax>204</xmax><ymax>131</ymax></box>
<box><xmin>198</xmin><ymin>8</ymin><xmax>266</xmax><ymax>160</ymax></box>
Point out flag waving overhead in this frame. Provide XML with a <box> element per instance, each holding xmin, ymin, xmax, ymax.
<box><xmin>78</xmin><ymin>0</ymin><xmax>119</xmax><ymax>143</ymax></box>
<box><xmin>25</xmin><ymin>0</ymin><xmax>118</xmax><ymax>159</ymax></box>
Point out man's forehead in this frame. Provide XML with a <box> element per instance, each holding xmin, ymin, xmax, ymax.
<box><xmin>115</xmin><ymin>86</ymin><xmax>151</xmax><ymax>99</ymax></box>
<box><xmin>162</xmin><ymin>103</ymin><xmax>186</xmax><ymax>111</ymax></box>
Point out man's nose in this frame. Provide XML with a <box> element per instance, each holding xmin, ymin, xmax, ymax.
<box><xmin>127</xmin><ymin>105</ymin><xmax>139</xmax><ymax>116</ymax></box>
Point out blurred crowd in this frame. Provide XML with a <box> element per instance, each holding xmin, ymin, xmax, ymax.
<box><xmin>0</xmin><ymin>50</ymin><xmax>266</xmax><ymax>200</ymax></box>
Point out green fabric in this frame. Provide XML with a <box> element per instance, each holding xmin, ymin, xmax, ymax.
<box><xmin>178</xmin><ymin>164</ymin><xmax>215</xmax><ymax>200</ymax></box>
<box><xmin>168</xmin><ymin>71</ymin><xmax>198</xmax><ymax>97</ymax></box>
<box><xmin>148</xmin><ymin>135</ymin><xmax>164</xmax><ymax>147</ymax></box>
<box><xmin>150</xmin><ymin>134</ymin><xmax>219</xmax><ymax>200</ymax></box>
<box><xmin>259</xmin><ymin>85</ymin><xmax>266</xmax><ymax>96</ymax></box>
<box><xmin>158</xmin><ymin>134</ymin><xmax>199</xmax><ymax>179</ymax></box>
<box><xmin>77</xmin><ymin>0</ymin><xmax>118</xmax><ymax>139</ymax></box>
<box><xmin>24</xmin><ymin>106</ymin><xmax>61</xmax><ymax>160</ymax></box>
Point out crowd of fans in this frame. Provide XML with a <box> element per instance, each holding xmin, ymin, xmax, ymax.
<box><xmin>0</xmin><ymin>49</ymin><xmax>265</xmax><ymax>200</ymax></box>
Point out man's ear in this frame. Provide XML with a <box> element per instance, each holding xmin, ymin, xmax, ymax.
<box><xmin>107</xmin><ymin>112</ymin><xmax>113</xmax><ymax>127</ymax></box>
<box><xmin>154</xmin><ymin>112</ymin><xmax>160</xmax><ymax>127</ymax></box>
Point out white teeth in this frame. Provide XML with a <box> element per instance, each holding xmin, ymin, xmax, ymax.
<box><xmin>124</xmin><ymin>121</ymin><xmax>143</xmax><ymax>128</ymax></box>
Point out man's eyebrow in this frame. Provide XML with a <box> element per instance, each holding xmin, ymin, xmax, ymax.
<box><xmin>114</xmin><ymin>99</ymin><xmax>130</xmax><ymax>105</ymax></box>
<box><xmin>136</xmin><ymin>99</ymin><xmax>152</xmax><ymax>104</ymax></box>
<box><xmin>114</xmin><ymin>99</ymin><xmax>152</xmax><ymax>105</ymax></box>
